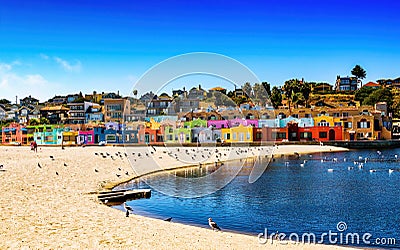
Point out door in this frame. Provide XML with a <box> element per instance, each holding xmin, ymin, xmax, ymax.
<box><xmin>329</xmin><ymin>129</ymin><xmax>335</xmax><ymax>141</ymax></box>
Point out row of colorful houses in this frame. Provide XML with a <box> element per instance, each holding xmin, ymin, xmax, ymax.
<box><xmin>1</xmin><ymin>110</ymin><xmax>392</xmax><ymax>145</ymax></box>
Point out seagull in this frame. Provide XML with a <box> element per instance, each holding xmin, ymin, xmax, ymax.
<box><xmin>56</xmin><ymin>172</ymin><xmax>59</xmax><ymax>176</ymax></box>
<box><xmin>208</xmin><ymin>218</ymin><xmax>221</xmax><ymax>231</ymax></box>
<box><xmin>0</xmin><ymin>164</ymin><xmax>3</xmax><ymax>169</ymax></box>
<box><xmin>94</xmin><ymin>169</ymin><xmax>99</xmax><ymax>173</ymax></box>
<box><xmin>125</xmin><ymin>171</ymin><xmax>129</xmax><ymax>176</ymax></box>
<box><xmin>63</xmin><ymin>163</ymin><xmax>67</xmax><ymax>167</ymax></box>
<box><xmin>95</xmin><ymin>152</ymin><xmax>98</xmax><ymax>156</ymax></box>
<box><xmin>327</xmin><ymin>169</ymin><xmax>334</xmax><ymax>172</ymax></box>
<box><xmin>124</xmin><ymin>202</ymin><xmax>133</xmax><ymax>217</ymax></box>
<box><xmin>370</xmin><ymin>169</ymin><xmax>376</xmax><ymax>173</ymax></box>
<box><xmin>389</xmin><ymin>169</ymin><xmax>394</xmax><ymax>174</ymax></box>
<box><xmin>395</xmin><ymin>155</ymin><xmax>398</xmax><ymax>159</ymax></box>
<box><xmin>50</xmin><ymin>156</ymin><xmax>54</xmax><ymax>159</ymax></box>
<box><xmin>37</xmin><ymin>163</ymin><xmax>41</xmax><ymax>168</ymax></box>
<box><xmin>300</xmin><ymin>163</ymin><xmax>304</xmax><ymax>167</ymax></box>
<box><xmin>116</xmin><ymin>174</ymin><xmax>121</xmax><ymax>178</ymax></box>
<box><xmin>164</xmin><ymin>217</ymin><xmax>172</xmax><ymax>222</ymax></box>
<box><xmin>348</xmin><ymin>166</ymin><xmax>354</xmax><ymax>170</ymax></box>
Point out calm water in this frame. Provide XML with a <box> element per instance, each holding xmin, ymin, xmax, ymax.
<box><xmin>115</xmin><ymin>148</ymin><xmax>400</xmax><ymax>248</ymax></box>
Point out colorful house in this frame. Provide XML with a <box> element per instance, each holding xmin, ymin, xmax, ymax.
<box><xmin>258</xmin><ymin>119</ymin><xmax>279</xmax><ymax>128</ymax></box>
<box><xmin>184</xmin><ymin>118</ymin><xmax>207</xmax><ymax>128</ymax></box>
<box><xmin>1</xmin><ymin>123</ymin><xmax>25</xmax><ymax>145</ymax></box>
<box><xmin>191</xmin><ymin>127</ymin><xmax>220</xmax><ymax>143</ymax></box>
<box><xmin>93</xmin><ymin>126</ymin><xmax>106</xmax><ymax>143</ymax></box>
<box><xmin>164</xmin><ymin>127</ymin><xmax>191</xmax><ymax>143</ymax></box>
<box><xmin>262</xmin><ymin>127</ymin><xmax>288</xmax><ymax>142</ymax></box>
<box><xmin>313</xmin><ymin>115</ymin><xmax>334</xmax><ymax>127</ymax></box>
<box><xmin>62</xmin><ymin>130</ymin><xmax>78</xmax><ymax>145</ymax></box>
<box><xmin>228</xmin><ymin>118</ymin><xmax>258</xmax><ymax>128</ymax></box>
<box><xmin>77</xmin><ymin>130</ymin><xmax>95</xmax><ymax>145</ymax></box>
<box><xmin>221</xmin><ymin>124</ymin><xmax>253</xmax><ymax>143</ymax></box>
<box><xmin>138</xmin><ymin>119</ymin><xmax>164</xmax><ymax>144</ymax></box>
<box><xmin>207</xmin><ymin>120</ymin><xmax>229</xmax><ymax>129</ymax></box>
<box><xmin>32</xmin><ymin>125</ymin><xmax>64</xmax><ymax>145</ymax></box>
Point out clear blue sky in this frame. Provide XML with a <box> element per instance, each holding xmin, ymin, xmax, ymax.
<box><xmin>1</xmin><ymin>0</ymin><xmax>399</xmax><ymax>102</ymax></box>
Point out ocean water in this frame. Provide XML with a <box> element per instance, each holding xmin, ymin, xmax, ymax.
<box><xmin>115</xmin><ymin>148</ymin><xmax>400</xmax><ymax>248</ymax></box>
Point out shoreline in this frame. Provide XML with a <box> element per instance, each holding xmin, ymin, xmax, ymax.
<box><xmin>0</xmin><ymin>145</ymin><xmax>352</xmax><ymax>249</ymax></box>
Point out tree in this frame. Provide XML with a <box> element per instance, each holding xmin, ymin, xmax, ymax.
<box><xmin>261</xmin><ymin>82</ymin><xmax>271</xmax><ymax>97</ymax></box>
<box><xmin>0</xmin><ymin>99</ymin><xmax>11</xmax><ymax>104</ymax></box>
<box><xmin>283</xmin><ymin>79</ymin><xmax>301</xmax><ymax>110</ymax></box>
<box><xmin>351</xmin><ymin>65</ymin><xmax>366</xmax><ymax>86</ymax></box>
<box><xmin>242</xmin><ymin>82</ymin><xmax>252</xmax><ymax>97</ymax></box>
<box><xmin>270</xmin><ymin>86</ymin><xmax>282</xmax><ymax>109</ymax></box>
<box><xmin>363</xmin><ymin>88</ymin><xmax>392</xmax><ymax>107</ymax></box>
<box><xmin>39</xmin><ymin>117</ymin><xmax>50</xmax><ymax>125</ymax></box>
<box><xmin>354</xmin><ymin>87</ymin><xmax>378</xmax><ymax>103</ymax></box>
<box><xmin>300</xmin><ymin>82</ymin><xmax>312</xmax><ymax>107</ymax></box>
<box><xmin>28</xmin><ymin>118</ymin><xmax>39</xmax><ymax>126</ymax></box>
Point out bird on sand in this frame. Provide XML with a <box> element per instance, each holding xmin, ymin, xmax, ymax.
<box><xmin>164</xmin><ymin>217</ymin><xmax>172</xmax><ymax>222</ymax></box>
<box><xmin>37</xmin><ymin>163</ymin><xmax>41</xmax><ymax>168</ymax></box>
<box><xmin>94</xmin><ymin>169</ymin><xmax>99</xmax><ymax>173</ymax></box>
<box><xmin>124</xmin><ymin>202</ymin><xmax>133</xmax><ymax>217</ymax></box>
<box><xmin>63</xmin><ymin>163</ymin><xmax>68</xmax><ymax>167</ymax></box>
<box><xmin>50</xmin><ymin>155</ymin><xmax>54</xmax><ymax>159</ymax></box>
<box><xmin>56</xmin><ymin>172</ymin><xmax>59</xmax><ymax>176</ymax></box>
<box><xmin>208</xmin><ymin>218</ymin><xmax>221</xmax><ymax>231</ymax></box>
<box><xmin>0</xmin><ymin>164</ymin><xmax>3</xmax><ymax>169</ymax></box>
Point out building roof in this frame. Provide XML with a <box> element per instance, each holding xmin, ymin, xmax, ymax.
<box><xmin>209</xmin><ymin>87</ymin><xmax>226</xmax><ymax>91</ymax></box>
<box><xmin>40</xmin><ymin>106</ymin><xmax>69</xmax><ymax>111</ymax></box>
<box><xmin>363</xmin><ymin>82</ymin><xmax>380</xmax><ymax>87</ymax></box>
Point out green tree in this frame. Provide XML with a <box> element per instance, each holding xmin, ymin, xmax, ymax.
<box><xmin>300</xmin><ymin>82</ymin><xmax>312</xmax><ymax>107</ymax></box>
<box><xmin>0</xmin><ymin>99</ymin><xmax>11</xmax><ymax>104</ymax></box>
<box><xmin>261</xmin><ymin>82</ymin><xmax>271</xmax><ymax>97</ymax></box>
<box><xmin>363</xmin><ymin>88</ymin><xmax>392</xmax><ymax>107</ymax></box>
<box><xmin>351</xmin><ymin>65</ymin><xmax>367</xmax><ymax>86</ymax></box>
<box><xmin>39</xmin><ymin>117</ymin><xmax>50</xmax><ymax>125</ymax></box>
<box><xmin>28</xmin><ymin>118</ymin><xmax>39</xmax><ymax>126</ymax></box>
<box><xmin>270</xmin><ymin>86</ymin><xmax>282</xmax><ymax>109</ymax></box>
<box><xmin>354</xmin><ymin>87</ymin><xmax>378</xmax><ymax>103</ymax></box>
<box><xmin>283</xmin><ymin>79</ymin><xmax>301</xmax><ymax>110</ymax></box>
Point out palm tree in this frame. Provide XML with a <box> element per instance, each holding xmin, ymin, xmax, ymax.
<box><xmin>351</xmin><ymin>65</ymin><xmax>367</xmax><ymax>87</ymax></box>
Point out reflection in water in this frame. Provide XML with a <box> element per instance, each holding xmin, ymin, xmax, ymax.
<box><xmin>115</xmin><ymin>149</ymin><xmax>400</xmax><ymax>248</ymax></box>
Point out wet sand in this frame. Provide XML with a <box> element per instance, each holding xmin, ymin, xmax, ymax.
<box><xmin>0</xmin><ymin>145</ymin><xmax>353</xmax><ymax>249</ymax></box>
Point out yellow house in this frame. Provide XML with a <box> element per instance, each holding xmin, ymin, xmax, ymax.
<box><xmin>313</xmin><ymin>115</ymin><xmax>334</xmax><ymax>127</ymax></box>
<box><xmin>221</xmin><ymin>124</ymin><xmax>253</xmax><ymax>143</ymax></box>
<box><xmin>62</xmin><ymin>131</ymin><xmax>78</xmax><ymax>145</ymax></box>
<box><xmin>146</xmin><ymin>118</ymin><xmax>161</xmax><ymax>130</ymax></box>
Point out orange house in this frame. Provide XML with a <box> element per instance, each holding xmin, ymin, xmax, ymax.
<box><xmin>1</xmin><ymin>123</ymin><xmax>28</xmax><ymax>145</ymax></box>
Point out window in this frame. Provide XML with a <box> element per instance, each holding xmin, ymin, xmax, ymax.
<box><xmin>333</xmin><ymin>113</ymin><xmax>340</xmax><ymax>117</ymax></box>
<box><xmin>272</xmin><ymin>132</ymin><xmax>286</xmax><ymax>139</ymax></box>
<box><xmin>357</xmin><ymin>120</ymin><xmax>370</xmax><ymax>128</ymax></box>
<box><xmin>256</xmin><ymin>132</ymin><xmax>262</xmax><ymax>139</ymax></box>
<box><xmin>342</xmin><ymin>112</ymin><xmax>349</xmax><ymax>117</ymax></box>
<box><xmin>292</xmin><ymin>114</ymin><xmax>299</xmax><ymax>118</ymax></box>
<box><xmin>319</xmin><ymin>132</ymin><xmax>327</xmax><ymax>138</ymax></box>
<box><xmin>334</xmin><ymin>122</ymin><xmax>342</xmax><ymax>127</ymax></box>
<box><xmin>344</xmin><ymin>122</ymin><xmax>352</xmax><ymax>128</ymax></box>
<box><xmin>224</xmin><ymin>133</ymin><xmax>230</xmax><ymax>140</ymax></box>
<box><xmin>247</xmin><ymin>132</ymin><xmax>250</xmax><ymax>140</ymax></box>
<box><xmin>318</xmin><ymin>120</ymin><xmax>330</xmax><ymax>127</ymax></box>
<box><xmin>168</xmin><ymin>135</ymin><xmax>173</xmax><ymax>140</ymax></box>
<box><xmin>305</xmin><ymin>114</ymin><xmax>312</xmax><ymax>118</ymax></box>
<box><xmin>300</xmin><ymin>132</ymin><xmax>312</xmax><ymax>139</ymax></box>
<box><xmin>233</xmin><ymin>133</ymin><xmax>237</xmax><ymax>140</ymax></box>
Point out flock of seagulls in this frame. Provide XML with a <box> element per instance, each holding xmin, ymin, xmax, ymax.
<box><xmin>293</xmin><ymin>150</ymin><xmax>400</xmax><ymax>174</ymax></box>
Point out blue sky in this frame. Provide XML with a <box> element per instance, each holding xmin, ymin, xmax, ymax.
<box><xmin>1</xmin><ymin>0</ymin><xmax>400</xmax><ymax>102</ymax></box>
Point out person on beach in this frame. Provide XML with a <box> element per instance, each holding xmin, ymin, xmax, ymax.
<box><xmin>31</xmin><ymin>141</ymin><xmax>38</xmax><ymax>153</ymax></box>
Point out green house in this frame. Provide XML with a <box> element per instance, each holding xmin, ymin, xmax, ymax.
<box><xmin>29</xmin><ymin>125</ymin><xmax>64</xmax><ymax>145</ymax></box>
<box><xmin>164</xmin><ymin>126</ymin><xmax>191</xmax><ymax>143</ymax></box>
<box><xmin>183</xmin><ymin>118</ymin><xmax>207</xmax><ymax>129</ymax></box>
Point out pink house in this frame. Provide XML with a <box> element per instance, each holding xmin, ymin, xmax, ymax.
<box><xmin>77</xmin><ymin>130</ymin><xmax>95</xmax><ymax>145</ymax></box>
<box><xmin>228</xmin><ymin>118</ymin><xmax>258</xmax><ymax>128</ymax></box>
<box><xmin>207</xmin><ymin>120</ymin><xmax>229</xmax><ymax>129</ymax></box>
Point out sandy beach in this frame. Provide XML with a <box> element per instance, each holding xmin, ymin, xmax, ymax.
<box><xmin>0</xmin><ymin>144</ymin><xmax>354</xmax><ymax>249</ymax></box>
